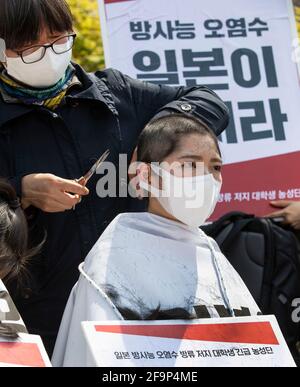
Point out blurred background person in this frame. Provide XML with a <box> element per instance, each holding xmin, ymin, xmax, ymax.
<box><xmin>0</xmin><ymin>179</ymin><xmax>39</xmax><ymax>339</ymax></box>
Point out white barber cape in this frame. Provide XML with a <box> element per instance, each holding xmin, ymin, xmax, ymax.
<box><xmin>52</xmin><ymin>212</ymin><xmax>260</xmax><ymax>367</ymax></box>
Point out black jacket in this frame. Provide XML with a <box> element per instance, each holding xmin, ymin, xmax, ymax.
<box><xmin>0</xmin><ymin>64</ymin><xmax>229</xmax><ymax>354</ymax></box>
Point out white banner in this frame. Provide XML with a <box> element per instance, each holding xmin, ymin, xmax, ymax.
<box><xmin>0</xmin><ymin>334</ymin><xmax>51</xmax><ymax>367</ymax></box>
<box><xmin>82</xmin><ymin>316</ymin><xmax>296</xmax><ymax>367</ymax></box>
<box><xmin>98</xmin><ymin>0</ymin><xmax>300</xmax><ymax>218</ymax></box>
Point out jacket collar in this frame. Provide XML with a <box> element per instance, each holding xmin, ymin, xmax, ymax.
<box><xmin>68</xmin><ymin>64</ymin><xmax>119</xmax><ymax>117</ymax></box>
<box><xmin>0</xmin><ymin>63</ymin><xmax>116</xmax><ymax>128</ymax></box>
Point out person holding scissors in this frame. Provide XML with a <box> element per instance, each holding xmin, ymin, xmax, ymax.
<box><xmin>0</xmin><ymin>0</ymin><xmax>229</xmax><ymax>355</ymax></box>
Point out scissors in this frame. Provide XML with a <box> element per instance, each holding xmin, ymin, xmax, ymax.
<box><xmin>73</xmin><ymin>149</ymin><xmax>110</xmax><ymax>209</ymax></box>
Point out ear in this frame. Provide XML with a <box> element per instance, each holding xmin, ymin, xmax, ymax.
<box><xmin>137</xmin><ymin>163</ymin><xmax>150</xmax><ymax>183</ymax></box>
<box><xmin>136</xmin><ymin>162</ymin><xmax>150</xmax><ymax>200</ymax></box>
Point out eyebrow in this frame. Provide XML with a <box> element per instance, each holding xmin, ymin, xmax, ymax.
<box><xmin>179</xmin><ymin>155</ymin><xmax>223</xmax><ymax>163</ymax></box>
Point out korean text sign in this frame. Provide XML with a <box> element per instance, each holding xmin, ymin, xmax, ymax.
<box><xmin>82</xmin><ymin>316</ymin><xmax>296</xmax><ymax>367</ymax></box>
<box><xmin>99</xmin><ymin>0</ymin><xmax>300</xmax><ymax>218</ymax></box>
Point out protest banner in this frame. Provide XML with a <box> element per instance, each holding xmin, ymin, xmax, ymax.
<box><xmin>0</xmin><ymin>334</ymin><xmax>51</xmax><ymax>367</ymax></box>
<box><xmin>98</xmin><ymin>0</ymin><xmax>300</xmax><ymax>219</ymax></box>
<box><xmin>82</xmin><ymin>315</ymin><xmax>296</xmax><ymax>367</ymax></box>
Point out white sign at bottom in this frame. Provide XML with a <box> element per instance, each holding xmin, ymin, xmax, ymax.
<box><xmin>82</xmin><ymin>316</ymin><xmax>296</xmax><ymax>367</ymax></box>
<box><xmin>0</xmin><ymin>334</ymin><xmax>51</xmax><ymax>367</ymax></box>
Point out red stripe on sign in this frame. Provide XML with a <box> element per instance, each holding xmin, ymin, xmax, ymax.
<box><xmin>211</xmin><ymin>151</ymin><xmax>300</xmax><ymax>221</ymax></box>
<box><xmin>0</xmin><ymin>342</ymin><xmax>46</xmax><ymax>367</ymax></box>
<box><xmin>95</xmin><ymin>322</ymin><xmax>279</xmax><ymax>345</ymax></box>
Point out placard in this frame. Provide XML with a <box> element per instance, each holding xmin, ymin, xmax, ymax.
<box><xmin>82</xmin><ymin>316</ymin><xmax>296</xmax><ymax>367</ymax></box>
<box><xmin>98</xmin><ymin>0</ymin><xmax>300</xmax><ymax>219</ymax></box>
<box><xmin>0</xmin><ymin>334</ymin><xmax>51</xmax><ymax>367</ymax></box>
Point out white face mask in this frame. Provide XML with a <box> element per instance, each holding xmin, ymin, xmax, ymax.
<box><xmin>5</xmin><ymin>43</ymin><xmax>72</xmax><ymax>88</ymax></box>
<box><xmin>140</xmin><ymin>164</ymin><xmax>222</xmax><ymax>227</ymax></box>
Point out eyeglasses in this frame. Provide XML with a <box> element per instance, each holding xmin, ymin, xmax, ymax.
<box><xmin>13</xmin><ymin>33</ymin><xmax>77</xmax><ymax>64</ymax></box>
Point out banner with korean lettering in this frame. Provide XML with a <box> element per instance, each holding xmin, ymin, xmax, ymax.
<box><xmin>98</xmin><ymin>0</ymin><xmax>300</xmax><ymax>219</ymax></box>
<box><xmin>82</xmin><ymin>316</ymin><xmax>296</xmax><ymax>367</ymax></box>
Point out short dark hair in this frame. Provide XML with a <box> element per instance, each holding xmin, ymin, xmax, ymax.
<box><xmin>0</xmin><ymin>0</ymin><xmax>73</xmax><ymax>49</ymax></box>
<box><xmin>137</xmin><ymin>114</ymin><xmax>221</xmax><ymax>163</ymax></box>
